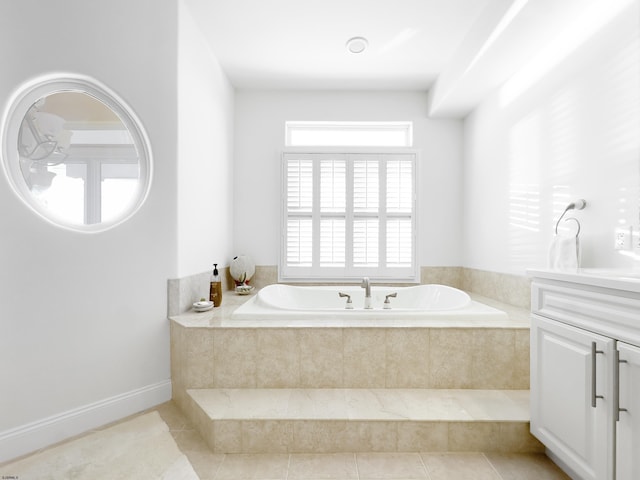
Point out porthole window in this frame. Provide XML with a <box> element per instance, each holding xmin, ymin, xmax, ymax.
<box><xmin>1</xmin><ymin>74</ymin><xmax>152</xmax><ymax>232</ymax></box>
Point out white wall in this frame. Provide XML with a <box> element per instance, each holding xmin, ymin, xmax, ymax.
<box><xmin>0</xmin><ymin>0</ymin><xmax>178</xmax><ymax>461</ymax></box>
<box><xmin>233</xmin><ymin>91</ymin><xmax>464</xmax><ymax>268</ymax></box>
<box><xmin>463</xmin><ymin>3</ymin><xmax>640</xmax><ymax>275</ymax></box>
<box><xmin>177</xmin><ymin>1</ymin><xmax>235</xmax><ymax>277</ymax></box>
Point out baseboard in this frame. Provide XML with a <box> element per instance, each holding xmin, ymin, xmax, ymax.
<box><xmin>545</xmin><ymin>448</ymin><xmax>582</xmax><ymax>480</ymax></box>
<box><xmin>0</xmin><ymin>379</ymin><xmax>172</xmax><ymax>464</ymax></box>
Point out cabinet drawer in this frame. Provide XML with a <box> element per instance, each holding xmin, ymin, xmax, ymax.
<box><xmin>531</xmin><ymin>280</ymin><xmax>640</xmax><ymax>346</ymax></box>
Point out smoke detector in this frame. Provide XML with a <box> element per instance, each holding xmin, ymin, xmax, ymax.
<box><xmin>346</xmin><ymin>37</ymin><xmax>368</xmax><ymax>54</ymax></box>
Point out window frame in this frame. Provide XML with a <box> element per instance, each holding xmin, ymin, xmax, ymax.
<box><xmin>0</xmin><ymin>73</ymin><xmax>152</xmax><ymax>233</ymax></box>
<box><xmin>285</xmin><ymin>121</ymin><xmax>413</xmax><ymax>147</ymax></box>
<box><xmin>280</xmin><ymin>146</ymin><xmax>419</xmax><ymax>283</ymax></box>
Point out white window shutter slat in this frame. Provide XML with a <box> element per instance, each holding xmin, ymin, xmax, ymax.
<box><xmin>387</xmin><ymin>159</ymin><xmax>413</xmax><ymax>213</ymax></box>
<box><xmin>286</xmin><ymin>217</ymin><xmax>313</xmax><ymax>266</ymax></box>
<box><xmin>320</xmin><ymin>218</ymin><xmax>346</xmax><ymax>267</ymax></box>
<box><xmin>353</xmin><ymin>160</ymin><xmax>379</xmax><ymax>212</ymax></box>
<box><xmin>287</xmin><ymin>160</ymin><xmax>313</xmax><ymax>212</ymax></box>
<box><xmin>353</xmin><ymin>218</ymin><xmax>379</xmax><ymax>267</ymax></box>
<box><xmin>387</xmin><ymin>218</ymin><xmax>412</xmax><ymax>267</ymax></box>
<box><xmin>320</xmin><ymin>160</ymin><xmax>346</xmax><ymax>212</ymax></box>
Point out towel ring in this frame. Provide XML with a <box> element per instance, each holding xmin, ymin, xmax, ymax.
<box><xmin>559</xmin><ymin>217</ymin><xmax>581</xmax><ymax>237</ymax></box>
<box><xmin>555</xmin><ymin>199</ymin><xmax>586</xmax><ymax>234</ymax></box>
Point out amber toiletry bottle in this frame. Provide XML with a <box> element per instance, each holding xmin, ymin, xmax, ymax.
<box><xmin>210</xmin><ymin>263</ymin><xmax>223</xmax><ymax>307</ymax></box>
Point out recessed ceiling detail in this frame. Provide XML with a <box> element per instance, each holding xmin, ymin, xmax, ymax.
<box><xmin>182</xmin><ymin>0</ymin><xmax>627</xmax><ymax>116</ymax></box>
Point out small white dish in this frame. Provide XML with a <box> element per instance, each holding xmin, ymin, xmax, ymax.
<box><xmin>235</xmin><ymin>285</ymin><xmax>255</xmax><ymax>295</ymax></box>
<box><xmin>193</xmin><ymin>300</ymin><xmax>213</xmax><ymax>312</ymax></box>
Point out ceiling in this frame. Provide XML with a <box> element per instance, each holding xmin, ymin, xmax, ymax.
<box><xmin>183</xmin><ymin>0</ymin><xmax>633</xmax><ymax>117</ymax></box>
<box><xmin>184</xmin><ymin>0</ymin><xmax>492</xmax><ymax>91</ymax></box>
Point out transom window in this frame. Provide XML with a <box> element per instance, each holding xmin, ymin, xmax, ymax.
<box><xmin>285</xmin><ymin>121</ymin><xmax>413</xmax><ymax>147</ymax></box>
<box><xmin>281</xmin><ymin>149</ymin><xmax>418</xmax><ymax>282</ymax></box>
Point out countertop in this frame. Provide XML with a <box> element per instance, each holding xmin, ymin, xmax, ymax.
<box><xmin>527</xmin><ymin>268</ymin><xmax>640</xmax><ymax>293</ymax></box>
<box><xmin>169</xmin><ymin>290</ymin><xmax>531</xmax><ymax>329</ymax></box>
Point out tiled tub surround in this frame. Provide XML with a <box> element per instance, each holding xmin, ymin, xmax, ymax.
<box><xmin>171</xmin><ymin>305</ymin><xmax>530</xmax><ymax>391</ymax></box>
<box><xmin>170</xmin><ymin>287</ymin><xmax>539</xmax><ymax>454</ymax></box>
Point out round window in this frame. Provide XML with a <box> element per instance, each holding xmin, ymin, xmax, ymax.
<box><xmin>1</xmin><ymin>74</ymin><xmax>152</xmax><ymax>232</ymax></box>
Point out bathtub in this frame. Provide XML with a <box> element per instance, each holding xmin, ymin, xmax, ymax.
<box><xmin>231</xmin><ymin>284</ymin><xmax>509</xmax><ymax>323</ymax></box>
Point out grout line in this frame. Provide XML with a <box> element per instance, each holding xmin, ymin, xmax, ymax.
<box><xmin>482</xmin><ymin>452</ymin><xmax>505</xmax><ymax>480</ymax></box>
<box><xmin>353</xmin><ymin>452</ymin><xmax>360</xmax><ymax>480</ymax></box>
<box><xmin>284</xmin><ymin>453</ymin><xmax>291</xmax><ymax>480</ymax></box>
<box><xmin>418</xmin><ymin>452</ymin><xmax>433</xmax><ymax>480</ymax></box>
<box><xmin>211</xmin><ymin>453</ymin><xmax>224</xmax><ymax>480</ymax></box>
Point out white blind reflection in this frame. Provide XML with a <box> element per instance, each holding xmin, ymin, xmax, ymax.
<box><xmin>504</xmin><ymin>0</ymin><xmax>639</xmax><ymax>268</ymax></box>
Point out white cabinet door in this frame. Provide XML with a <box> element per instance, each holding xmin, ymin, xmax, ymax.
<box><xmin>531</xmin><ymin>314</ymin><xmax>616</xmax><ymax>480</ymax></box>
<box><xmin>616</xmin><ymin>341</ymin><xmax>640</xmax><ymax>480</ymax></box>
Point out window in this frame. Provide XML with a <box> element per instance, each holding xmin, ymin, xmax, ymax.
<box><xmin>1</xmin><ymin>75</ymin><xmax>152</xmax><ymax>232</ymax></box>
<box><xmin>285</xmin><ymin>121</ymin><xmax>413</xmax><ymax>147</ymax></box>
<box><xmin>281</xmin><ymin>150</ymin><xmax>418</xmax><ymax>282</ymax></box>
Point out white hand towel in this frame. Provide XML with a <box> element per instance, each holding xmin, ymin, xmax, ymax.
<box><xmin>549</xmin><ymin>234</ymin><xmax>580</xmax><ymax>271</ymax></box>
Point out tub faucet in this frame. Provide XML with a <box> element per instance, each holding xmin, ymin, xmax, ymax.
<box><xmin>361</xmin><ymin>277</ymin><xmax>372</xmax><ymax>309</ymax></box>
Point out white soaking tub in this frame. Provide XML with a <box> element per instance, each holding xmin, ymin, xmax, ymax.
<box><xmin>231</xmin><ymin>284</ymin><xmax>509</xmax><ymax>323</ymax></box>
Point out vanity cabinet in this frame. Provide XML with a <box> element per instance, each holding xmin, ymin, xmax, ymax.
<box><xmin>531</xmin><ymin>315</ymin><xmax>615</xmax><ymax>480</ymax></box>
<box><xmin>529</xmin><ymin>271</ymin><xmax>640</xmax><ymax>480</ymax></box>
<box><xmin>616</xmin><ymin>341</ymin><xmax>640</xmax><ymax>480</ymax></box>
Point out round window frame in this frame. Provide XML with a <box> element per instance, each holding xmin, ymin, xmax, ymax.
<box><xmin>1</xmin><ymin>73</ymin><xmax>153</xmax><ymax>233</ymax></box>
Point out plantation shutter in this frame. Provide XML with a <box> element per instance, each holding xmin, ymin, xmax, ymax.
<box><xmin>386</xmin><ymin>158</ymin><xmax>413</xmax><ymax>268</ymax></box>
<box><xmin>281</xmin><ymin>151</ymin><xmax>417</xmax><ymax>281</ymax></box>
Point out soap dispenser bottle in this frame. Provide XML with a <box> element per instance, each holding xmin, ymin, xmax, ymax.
<box><xmin>210</xmin><ymin>263</ymin><xmax>223</xmax><ymax>307</ymax></box>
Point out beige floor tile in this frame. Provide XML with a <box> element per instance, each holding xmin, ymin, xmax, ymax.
<box><xmin>343</xmin><ymin>329</ymin><xmax>387</xmax><ymax>388</ymax></box>
<box><xmin>162</xmin><ymin>400</ymin><xmax>226</xmax><ymax>479</ymax></box>
<box><xmin>356</xmin><ymin>452</ymin><xmax>428</xmax><ymax>479</ymax></box>
<box><xmin>288</xmin><ymin>453</ymin><xmax>358</xmax><ymax>479</ymax></box>
<box><xmin>385</xmin><ymin>329</ymin><xmax>430</xmax><ymax>388</ymax></box>
<box><xmin>192</xmin><ymin>388</ymin><xmax>293</xmax><ymax>420</ymax></box>
<box><xmin>345</xmin><ymin>421</ymin><xmax>398</xmax><ymax>452</ymax></box>
<box><xmin>173</xmin><ymin>429</ymin><xmax>216</xmax><ymax>453</ymax></box>
<box><xmin>3</xmin><ymin>411</ymin><xmax>198</xmax><ymax>480</ymax></box>
<box><xmin>345</xmin><ymin>389</ymin><xmax>407</xmax><ymax>420</ymax></box>
<box><xmin>395</xmin><ymin>389</ymin><xmax>471</xmax><ymax>421</ymax></box>
<box><xmin>396</xmin><ymin>422</ymin><xmax>449</xmax><ymax>452</ymax></box>
<box><xmin>155</xmin><ymin>400</ymin><xmax>192</xmax><ymax>430</ymax></box>
<box><xmin>213</xmin><ymin>420</ymin><xmax>243</xmax><ymax>453</ymax></box>
<box><xmin>185</xmin><ymin>450</ymin><xmax>226</xmax><ymax>480</ymax></box>
<box><xmin>256</xmin><ymin>329</ymin><xmax>300</xmax><ymax>388</ymax></box>
<box><xmin>299</xmin><ymin>329</ymin><xmax>344</xmax><ymax>387</ymax></box>
<box><xmin>287</xmin><ymin>389</ymin><xmax>349</xmax><ymax>419</ymax></box>
<box><xmin>242</xmin><ymin>420</ymin><xmax>294</xmax><ymax>453</ymax></box>
<box><xmin>3</xmin><ymin>401</ymin><xmax>566</xmax><ymax>480</ymax></box>
<box><xmin>421</xmin><ymin>453</ymin><xmax>501</xmax><ymax>480</ymax></box>
<box><xmin>485</xmin><ymin>453</ymin><xmax>571</xmax><ymax>480</ymax></box>
<box><xmin>456</xmin><ymin>390</ymin><xmax>529</xmax><ymax>421</ymax></box>
<box><xmin>214</xmin><ymin>329</ymin><xmax>258</xmax><ymax>387</ymax></box>
<box><xmin>214</xmin><ymin>453</ymin><xmax>289</xmax><ymax>479</ymax></box>
<box><xmin>447</xmin><ymin>422</ymin><xmax>497</xmax><ymax>451</ymax></box>
<box><xmin>495</xmin><ymin>423</ymin><xmax>544</xmax><ymax>453</ymax></box>
<box><xmin>292</xmin><ymin>420</ymin><xmax>351</xmax><ymax>453</ymax></box>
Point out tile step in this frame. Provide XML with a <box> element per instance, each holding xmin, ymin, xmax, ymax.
<box><xmin>186</xmin><ymin>388</ymin><xmax>543</xmax><ymax>454</ymax></box>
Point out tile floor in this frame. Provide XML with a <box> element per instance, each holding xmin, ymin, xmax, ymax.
<box><xmin>1</xmin><ymin>402</ymin><xmax>570</xmax><ymax>480</ymax></box>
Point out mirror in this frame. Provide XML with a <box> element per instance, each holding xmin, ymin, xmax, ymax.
<box><xmin>1</xmin><ymin>75</ymin><xmax>152</xmax><ymax>231</ymax></box>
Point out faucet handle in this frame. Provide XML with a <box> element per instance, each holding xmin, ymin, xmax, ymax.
<box><xmin>384</xmin><ymin>292</ymin><xmax>397</xmax><ymax>309</ymax></box>
<box><xmin>338</xmin><ymin>292</ymin><xmax>353</xmax><ymax>309</ymax></box>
